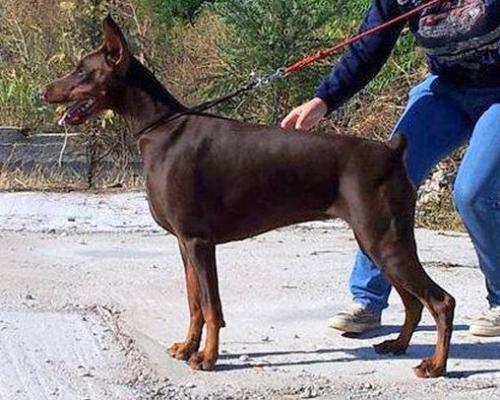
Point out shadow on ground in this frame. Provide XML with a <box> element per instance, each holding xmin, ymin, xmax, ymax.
<box><xmin>341</xmin><ymin>323</ymin><xmax>468</xmax><ymax>339</ymax></box>
<box><xmin>217</xmin><ymin>325</ymin><xmax>499</xmax><ymax>378</ymax></box>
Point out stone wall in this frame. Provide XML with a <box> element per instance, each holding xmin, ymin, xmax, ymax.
<box><xmin>0</xmin><ymin>128</ymin><xmax>142</xmax><ymax>189</ymax></box>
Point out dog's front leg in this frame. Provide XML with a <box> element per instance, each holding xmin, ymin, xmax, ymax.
<box><xmin>169</xmin><ymin>240</ymin><xmax>205</xmax><ymax>360</ymax></box>
<box><xmin>182</xmin><ymin>238</ymin><xmax>225</xmax><ymax>371</ymax></box>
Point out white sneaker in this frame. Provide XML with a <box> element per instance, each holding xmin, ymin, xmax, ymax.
<box><xmin>469</xmin><ymin>306</ymin><xmax>500</xmax><ymax>337</ymax></box>
<box><xmin>327</xmin><ymin>303</ymin><xmax>381</xmax><ymax>333</ymax></box>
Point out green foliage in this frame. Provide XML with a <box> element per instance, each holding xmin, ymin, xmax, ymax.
<box><xmin>0</xmin><ymin>0</ymin><xmax>424</xmax><ymax>129</ymax></box>
<box><xmin>317</xmin><ymin>0</ymin><xmax>422</xmax><ymax>92</ymax></box>
<box><xmin>202</xmin><ymin>0</ymin><xmax>337</xmax><ymax>123</ymax></box>
<box><xmin>138</xmin><ymin>0</ymin><xmax>215</xmax><ymax>27</ymax></box>
<box><xmin>202</xmin><ymin>0</ymin><xmax>423</xmax><ymax>124</ymax></box>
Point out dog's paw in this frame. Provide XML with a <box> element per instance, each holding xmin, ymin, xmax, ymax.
<box><xmin>374</xmin><ymin>339</ymin><xmax>407</xmax><ymax>355</ymax></box>
<box><xmin>168</xmin><ymin>341</ymin><xmax>198</xmax><ymax>361</ymax></box>
<box><xmin>413</xmin><ymin>358</ymin><xmax>446</xmax><ymax>378</ymax></box>
<box><xmin>188</xmin><ymin>351</ymin><xmax>217</xmax><ymax>371</ymax></box>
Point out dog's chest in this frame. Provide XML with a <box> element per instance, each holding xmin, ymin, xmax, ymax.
<box><xmin>144</xmin><ymin>181</ymin><xmax>176</xmax><ymax>234</ymax></box>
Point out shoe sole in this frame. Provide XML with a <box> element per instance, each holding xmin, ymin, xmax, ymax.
<box><xmin>327</xmin><ymin>318</ymin><xmax>381</xmax><ymax>334</ymax></box>
<box><xmin>469</xmin><ymin>325</ymin><xmax>500</xmax><ymax>337</ymax></box>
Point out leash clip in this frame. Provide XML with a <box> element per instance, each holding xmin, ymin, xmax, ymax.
<box><xmin>251</xmin><ymin>68</ymin><xmax>286</xmax><ymax>88</ymax></box>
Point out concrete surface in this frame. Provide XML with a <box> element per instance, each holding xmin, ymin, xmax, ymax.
<box><xmin>0</xmin><ymin>192</ymin><xmax>499</xmax><ymax>400</ymax></box>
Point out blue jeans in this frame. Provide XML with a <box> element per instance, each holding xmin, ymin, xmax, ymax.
<box><xmin>350</xmin><ymin>75</ymin><xmax>500</xmax><ymax>313</ymax></box>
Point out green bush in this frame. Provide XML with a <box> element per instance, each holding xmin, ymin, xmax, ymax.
<box><xmin>202</xmin><ymin>0</ymin><xmax>423</xmax><ymax>125</ymax></box>
<box><xmin>322</xmin><ymin>0</ymin><xmax>422</xmax><ymax>92</ymax></box>
<box><xmin>139</xmin><ymin>0</ymin><xmax>215</xmax><ymax>27</ymax></box>
<box><xmin>201</xmin><ymin>0</ymin><xmax>336</xmax><ymax>123</ymax></box>
<box><xmin>0</xmin><ymin>0</ymin><xmax>424</xmax><ymax>130</ymax></box>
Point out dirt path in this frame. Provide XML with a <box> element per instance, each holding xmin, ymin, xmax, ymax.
<box><xmin>0</xmin><ymin>192</ymin><xmax>499</xmax><ymax>399</ymax></box>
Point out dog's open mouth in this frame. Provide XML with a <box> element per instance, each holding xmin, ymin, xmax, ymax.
<box><xmin>58</xmin><ymin>99</ymin><xmax>98</xmax><ymax>126</ymax></box>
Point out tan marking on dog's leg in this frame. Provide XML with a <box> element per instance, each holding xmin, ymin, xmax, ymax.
<box><xmin>180</xmin><ymin>238</ymin><xmax>224</xmax><ymax>371</ymax></box>
<box><xmin>169</xmin><ymin>240</ymin><xmax>204</xmax><ymax>361</ymax></box>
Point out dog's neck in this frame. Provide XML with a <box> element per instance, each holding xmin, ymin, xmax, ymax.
<box><xmin>113</xmin><ymin>57</ymin><xmax>186</xmax><ymax>136</ymax></box>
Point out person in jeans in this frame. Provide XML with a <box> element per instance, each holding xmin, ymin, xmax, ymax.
<box><xmin>282</xmin><ymin>0</ymin><xmax>500</xmax><ymax>336</ymax></box>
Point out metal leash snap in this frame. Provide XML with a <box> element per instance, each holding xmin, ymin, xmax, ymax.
<box><xmin>262</xmin><ymin>67</ymin><xmax>286</xmax><ymax>84</ymax></box>
<box><xmin>251</xmin><ymin>68</ymin><xmax>286</xmax><ymax>88</ymax></box>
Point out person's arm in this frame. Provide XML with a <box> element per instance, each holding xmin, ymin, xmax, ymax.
<box><xmin>316</xmin><ymin>0</ymin><xmax>405</xmax><ymax>113</ymax></box>
<box><xmin>282</xmin><ymin>0</ymin><xmax>406</xmax><ymax>130</ymax></box>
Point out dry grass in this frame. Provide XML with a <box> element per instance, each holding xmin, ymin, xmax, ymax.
<box><xmin>0</xmin><ymin>168</ymin><xmax>88</xmax><ymax>191</ymax></box>
<box><xmin>0</xmin><ymin>0</ymin><xmax>224</xmax><ymax>183</ymax></box>
<box><xmin>417</xmin><ymin>190</ymin><xmax>464</xmax><ymax>231</ymax></box>
<box><xmin>158</xmin><ymin>11</ymin><xmax>226</xmax><ymax>104</ymax></box>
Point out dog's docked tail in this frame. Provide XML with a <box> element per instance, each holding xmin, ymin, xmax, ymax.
<box><xmin>388</xmin><ymin>132</ymin><xmax>407</xmax><ymax>159</ymax></box>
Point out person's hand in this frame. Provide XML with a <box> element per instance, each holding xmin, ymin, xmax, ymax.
<box><xmin>281</xmin><ymin>97</ymin><xmax>328</xmax><ymax>131</ymax></box>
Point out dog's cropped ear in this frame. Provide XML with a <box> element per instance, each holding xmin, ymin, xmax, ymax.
<box><xmin>102</xmin><ymin>15</ymin><xmax>130</xmax><ymax>75</ymax></box>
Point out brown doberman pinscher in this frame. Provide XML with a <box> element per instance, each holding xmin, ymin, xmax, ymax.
<box><xmin>43</xmin><ymin>16</ymin><xmax>455</xmax><ymax>378</ymax></box>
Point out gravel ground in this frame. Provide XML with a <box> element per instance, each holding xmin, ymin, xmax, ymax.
<box><xmin>0</xmin><ymin>192</ymin><xmax>499</xmax><ymax>400</ymax></box>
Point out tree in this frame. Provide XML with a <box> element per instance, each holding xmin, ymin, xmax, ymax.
<box><xmin>203</xmin><ymin>0</ymin><xmax>337</xmax><ymax>124</ymax></box>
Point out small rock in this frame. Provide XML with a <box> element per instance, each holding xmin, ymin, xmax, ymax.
<box><xmin>300</xmin><ymin>385</ymin><xmax>318</xmax><ymax>399</ymax></box>
<box><xmin>68</xmin><ymin>217</ymin><xmax>76</xmax><ymax>222</ymax></box>
<box><xmin>25</xmin><ymin>294</ymin><xmax>35</xmax><ymax>301</ymax></box>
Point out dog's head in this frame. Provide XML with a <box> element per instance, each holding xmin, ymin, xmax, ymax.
<box><xmin>42</xmin><ymin>16</ymin><xmax>130</xmax><ymax>125</ymax></box>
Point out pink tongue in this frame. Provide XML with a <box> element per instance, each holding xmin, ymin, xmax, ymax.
<box><xmin>58</xmin><ymin>102</ymin><xmax>82</xmax><ymax>126</ymax></box>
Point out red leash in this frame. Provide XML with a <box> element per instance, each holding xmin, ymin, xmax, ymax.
<box><xmin>186</xmin><ymin>0</ymin><xmax>447</xmax><ymax>115</ymax></box>
<box><xmin>284</xmin><ymin>0</ymin><xmax>447</xmax><ymax>76</ymax></box>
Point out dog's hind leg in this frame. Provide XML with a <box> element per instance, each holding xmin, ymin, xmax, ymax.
<box><xmin>182</xmin><ymin>238</ymin><xmax>225</xmax><ymax>371</ymax></box>
<box><xmin>344</xmin><ymin>190</ymin><xmax>454</xmax><ymax>376</ymax></box>
<box><xmin>169</xmin><ymin>240</ymin><xmax>205</xmax><ymax>361</ymax></box>
<box><xmin>354</xmin><ymin>227</ymin><xmax>455</xmax><ymax>378</ymax></box>
<box><xmin>342</xmin><ymin>165</ymin><xmax>455</xmax><ymax>377</ymax></box>
<box><xmin>410</xmin><ymin>278</ymin><xmax>455</xmax><ymax>378</ymax></box>
<box><xmin>374</xmin><ymin>282</ymin><xmax>423</xmax><ymax>355</ymax></box>
<box><xmin>382</xmin><ymin>252</ymin><xmax>454</xmax><ymax>378</ymax></box>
